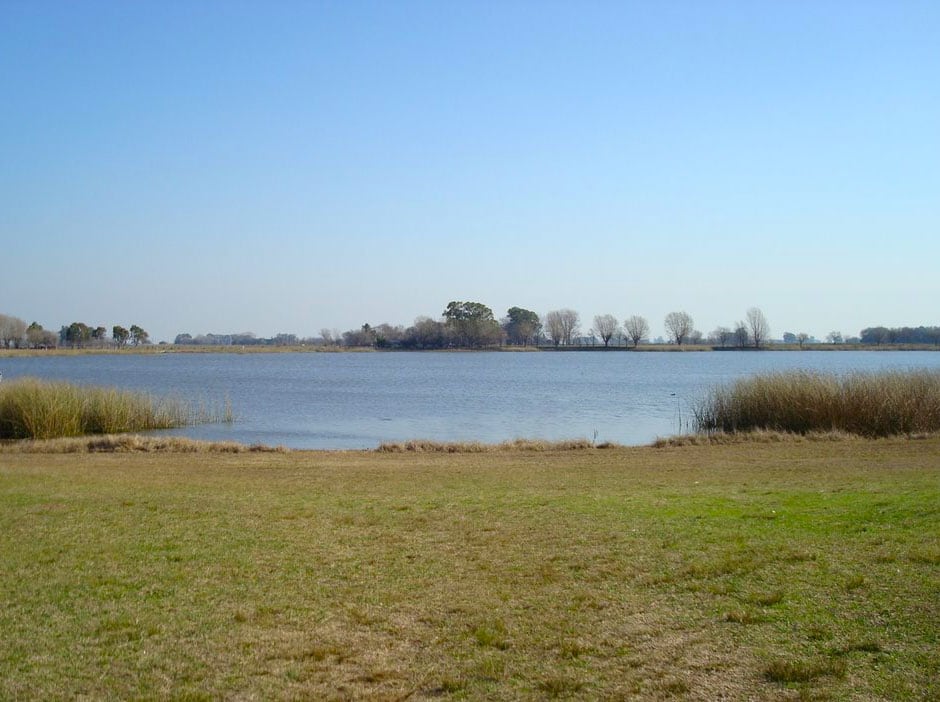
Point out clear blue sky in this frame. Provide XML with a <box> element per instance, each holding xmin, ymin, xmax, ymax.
<box><xmin>2</xmin><ymin>1</ymin><xmax>938</xmax><ymax>342</ymax></box>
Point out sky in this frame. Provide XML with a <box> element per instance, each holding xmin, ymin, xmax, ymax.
<box><xmin>2</xmin><ymin>1</ymin><xmax>938</xmax><ymax>343</ymax></box>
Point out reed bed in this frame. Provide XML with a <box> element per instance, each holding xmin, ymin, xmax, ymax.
<box><xmin>693</xmin><ymin>369</ymin><xmax>940</xmax><ymax>437</ymax></box>
<box><xmin>0</xmin><ymin>378</ymin><xmax>230</xmax><ymax>440</ymax></box>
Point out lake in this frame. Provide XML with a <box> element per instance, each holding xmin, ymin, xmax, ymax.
<box><xmin>3</xmin><ymin>350</ymin><xmax>939</xmax><ymax>448</ymax></box>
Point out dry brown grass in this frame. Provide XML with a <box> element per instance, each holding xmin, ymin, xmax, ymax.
<box><xmin>694</xmin><ymin>369</ymin><xmax>940</xmax><ymax>437</ymax></box>
<box><xmin>0</xmin><ymin>434</ymin><xmax>287</xmax><ymax>454</ymax></box>
<box><xmin>0</xmin><ymin>377</ymin><xmax>230</xmax><ymax>440</ymax></box>
<box><xmin>650</xmin><ymin>429</ymin><xmax>873</xmax><ymax>447</ymax></box>
<box><xmin>375</xmin><ymin>438</ymin><xmax>613</xmax><ymax>453</ymax></box>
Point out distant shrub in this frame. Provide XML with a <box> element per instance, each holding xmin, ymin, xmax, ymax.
<box><xmin>0</xmin><ymin>378</ymin><xmax>229</xmax><ymax>440</ymax></box>
<box><xmin>693</xmin><ymin>370</ymin><xmax>940</xmax><ymax>437</ymax></box>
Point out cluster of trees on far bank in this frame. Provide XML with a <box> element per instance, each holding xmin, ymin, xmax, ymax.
<box><xmin>859</xmin><ymin>326</ymin><xmax>940</xmax><ymax>345</ymax></box>
<box><xmin>322</xmin><ymin>303</ymin><xmax>778</xmax><ymax>350</ymax></box>
<box><xmin>59</xmin><ymin>322</ymin><xmax>149</xmax><ymax>348</ymax></box>
<box><xmin>323</xmin><ymin>305</ymin><xmax>938</xmax><ymax>351</ymax></box>
<box><xmin>174</xmin><ymin>332</ymin><xmax>306</xmax><ymax>347</ymax></box>
<box><xmin>0</xmin><ymin>314</ymin><xmax>149</xmax><ymax>349</ymax></box>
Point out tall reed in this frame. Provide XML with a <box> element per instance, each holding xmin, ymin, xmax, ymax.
<box><xmin>0</xmin><ymin>378</ymin><xmax>227</xmax><ymax>440</ymax></box>
<box><xmin>693</xmin><ymin>369</ymin><xmax>940</xmax><ymax>437</ymax></box>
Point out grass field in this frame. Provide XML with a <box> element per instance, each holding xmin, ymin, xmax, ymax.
<box><xmin>1</xmin><ymin>438</ymin><xmax>938</xmax><ymax>699</ymax></box>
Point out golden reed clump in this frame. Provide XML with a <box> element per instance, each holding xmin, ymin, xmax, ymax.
<box><xmin>0</xmin><ymin>377</ymin><xmax>231</xmax><ymax>441</ymax></box>
<box><xmin>692</xmin><ymin>369</ymin><xmax>940</xmax><ymax>437</ymax></box>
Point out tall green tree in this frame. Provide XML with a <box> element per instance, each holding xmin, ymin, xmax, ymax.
<box><xmin>503</xmin><ymin>307</ymin><xmax>541</xmax><ymax>346</ymax></box>
<box><xmin>91</xmin><ymin>326</ymin><xmax>108</xmax><ymax>345</ymax></box>
<box><xmin>24</xmin><ymin>322</ymin><xmax>57</xmax><ymax>348</ymax></box>
<box><xmin>129</xmin><ymin>325</ymin><xmax>149</xmax><ymax>346</ymax></box>
<box><xmin>442</xmin><ymin>301</ymin><xmax>502</xmax><ymax>348</ymax></box>
<box><xmin>112</xmin><ymin>326</ymin><xmax>130</xmax><ymax>347</ymax></box>
<box><xmin>62</xmin><ymin>322</ymin><xmax>91</xmax><ymax>348</ymax></box>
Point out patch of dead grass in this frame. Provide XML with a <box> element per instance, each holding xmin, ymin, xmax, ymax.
<box><xmin>374</xmin><ymin>437</ymin><xmax>611</xmax><ymax>452</ymax></box>
<box><xmin>0</xmin><ymin>434</ymin><xmax>287</xmax><ymax>453</ymax></box>
<box><xmin>650</xmin><ymin>429</ymin><xmax>865</xmax><ymax>448</ymax></box>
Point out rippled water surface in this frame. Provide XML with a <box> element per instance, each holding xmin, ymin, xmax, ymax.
<box><xmin>3</xmin><ymin>350</ymin><xmax>939</xmax><ymax>448</ymax></box>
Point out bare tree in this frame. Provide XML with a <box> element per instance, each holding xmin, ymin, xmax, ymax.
<box><xmin>745</xmin><ymin>307</ymin><xmax>770</xmax><ymax>349</ymax></box>
<box><xmin>0</xmin><ymin>314</ymin><xmax>27</xmax><ymax>348</ymax></box>
<box><xmin>404</xmin><ymin>317</ymin><xmax>445</xmax><ymax>349</ymax></box>
<box><xmin>664</xmin><ymin>311</ymin><xmax>694</xmax><ymax>345</ymax></box>
<box><xmin>797</xmin><ymin>332</ymin><xmax>810</xmax><ymax>349</ymax></box>
<box><xmin>559</xmin><ymin>309</ymin><xmax>579</xmax><ymax>345</ymax></box>
<box><xmin>710</xmin><ymin>326</ymin><xmax>733</xmax><ymax>347</ymax></box>
<box><xmin>734</xmin><ymin>322</ymin><xmax>749</xmax><ymax>348</ymax></box>
<box><xmin>624</xmin><ymin>315</ymin><xmax>649</xmax><ymax>348</ymax></box>
<box><xmin>545</xmin><ymin>309</ymin><xmax>580</xmax><ymax>347</ymax></box>
<box><xmin>320</xmin><ymin>328</ymin><xmax>335</xmax><ymax>345</ymax></box>
<box><xmin>592</xmin><ymin>314</ymin><xmax>618</xmax><ymax>347</ymax></box>
<box><xmin>544</xmin><ymin>311</ymin><xmax>565</xmax><ymax>348</ymax></box>
<box><xmin>827</xmin><ymin>331</ymin><xmax>843</xmax><ymax>344</ymax></box>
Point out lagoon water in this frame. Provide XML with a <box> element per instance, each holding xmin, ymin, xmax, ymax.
<box><xmin>3</xmin><ymin>350</ymin><xmax>940</xmax><ymax>448</ymax></box>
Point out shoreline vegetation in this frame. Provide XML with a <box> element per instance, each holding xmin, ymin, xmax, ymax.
<box><xmin>2</xmin><ymin>370</ymin><xmax>939</xmax><ymax>444</ymax></box>
<box><xmin>0</xmin><ymin>378</ymin><xmax>231</xmax><ymax>441</ymax></box>
<box><xmin>694</xmin><ymin>370</ymin><xmax>940</xmax><ymax>438</ymax></box>
<box><xmin>2</xmin><ymin>438</ymin><xmax>937</xmax><ymax>699</ymax></box>
<box><xmin>3</xmin><ymin>341</ymin><xmax>940</xmax><ymax>358</ymax></box>
<box><xmin>2</xmin><ymin>428</ymin><xmax>939</xmax><ymax>455</ymax></box>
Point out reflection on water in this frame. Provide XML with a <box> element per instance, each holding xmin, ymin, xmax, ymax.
<box><xmin>3</xmin><ymin>351</ymin><xmax>939</xmax><ymax>449</ymax></box>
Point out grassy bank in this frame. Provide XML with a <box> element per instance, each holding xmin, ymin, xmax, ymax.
<box><xmin>1</xmin><ymin>438</ymin><xmax>937</xmax><ymax>699</ymax></box>
<box><xmin>0</xmin><ymin>378</ymin><xmax>228</xmax><ymax>440</ymax></box>
<box><xmin>694</xmin><ymin>369</ymin><xmax>940</xmax><ymax>437</ymax></box>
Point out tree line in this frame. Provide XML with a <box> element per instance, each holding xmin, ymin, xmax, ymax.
<box><xmin>174</xmin><ymin>332</ymin><xmax>303</xmax><ymax>347</ymax></box>
<box><xmin>5</xmin><ymin>309</ymin><xmax>938</xmax><ymax>351</ymax></box>
<box><xmin>0</xmin><ymin>314</ymin><xmax>149</xmax><ymax>349</ymax></box>
<box><xmin>859</xmin><ymin>326</ymin><xmax>940</xmax><ymax>346</ymax></box>
<box><xmin>323</xmin><ymin>303</ymin><xmax>775</xmax><ymax>350</ymax></box>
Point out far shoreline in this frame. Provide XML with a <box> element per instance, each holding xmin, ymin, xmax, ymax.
<box><xmin>2</xmin><ymin>343</ymin><xmax>939</xmax><ymax>358</ymax></box>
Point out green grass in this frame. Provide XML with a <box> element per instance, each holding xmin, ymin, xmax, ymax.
<box><xmin>694</xmin><ymin>369</ymin><xmax>940</xmax><ymax>437</ymax></box>
<box><xmin>0</xmin><ymin>377</ymin><xmax>230</xmax><ymax>440</ymax></box>
<box><xmin>1</xmin><ymin>438</ymin><xmax>938</xmax><ymax>699</ymax></box>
